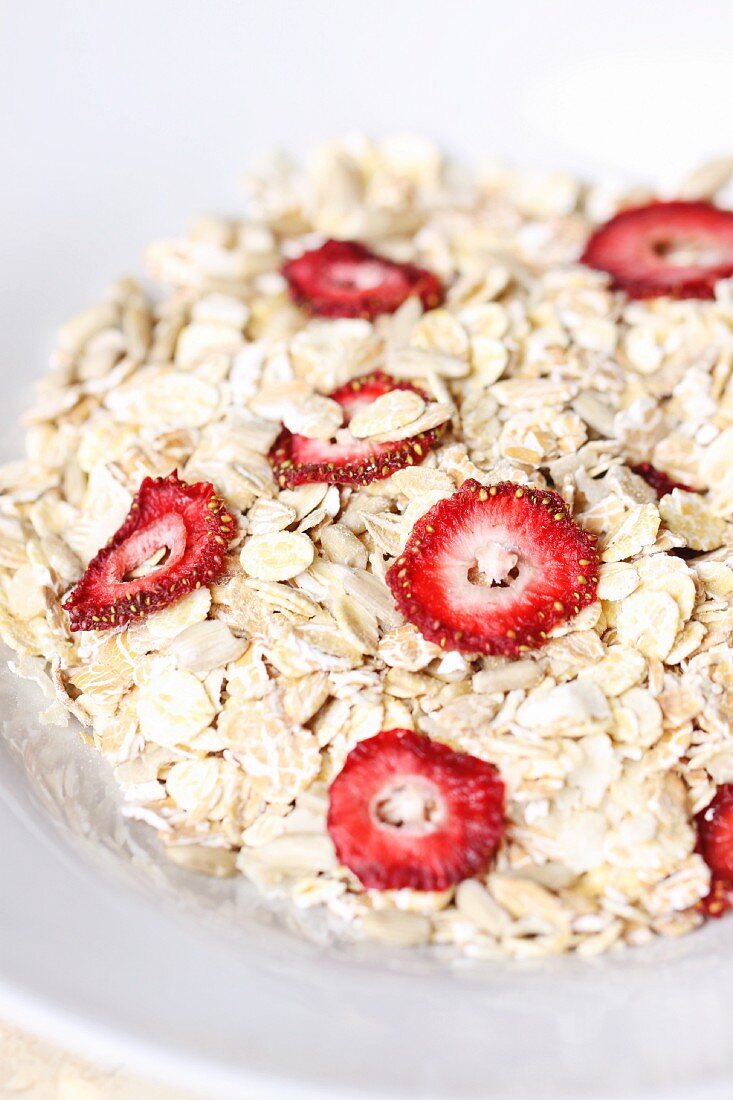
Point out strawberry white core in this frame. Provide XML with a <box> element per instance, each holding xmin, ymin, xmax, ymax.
<box><xmin>653</xmin><ymin>237</ymin><xmax>730</xmax><ymax>268</ymax></box>
<box><xmin>439</xmin><ymin>519</ymin><xmax>537</xmax><ymax>619</ymax></box>
<box><xmin>470</xmin><ymin>544</ymin><xmax>520</xmax><ymax>587</ymax></box>
<box><xmin>96</xmin><ymin>513</ymin><xmax>187</xmax><ymax>598</ymax></box>
<box><xmin>329</xmin><ymin>259</ymin><xmax>398</xmax><ymax>292</ymax></box>
<box><xmin>371</xmin><ymin>776</ymin><xmax>446</xmax><ymax>837</ymax></box>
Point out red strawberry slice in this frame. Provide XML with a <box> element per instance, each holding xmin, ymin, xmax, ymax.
<box><xmin>63</xmin><ymin>472</ymin><xmax>235</xmax><ymax>631</ymax></box>
<box><xmin>327</xmin><ymin>728</ymin><xmax>505</xmax><ymax>891</ymax></box>
<box><xmin>269</xmin><ymin>370</ymin><xmax>445</xmax><ymax>489</ymax></box>
<box><xmin>699</xmin><ymin>877</ymin><xmax>733</xmax><ymax>919</ymax></box>
<box><xmin>632</xmin><ymin>462</ymin><xmax>699</xmax><ymax>498</ymax></box>
<box><xmin>386</xmin><ymin>479</ymin><xmax>599</xmax><ymax>657</ymax></box>
<box><xmin>697</xmin><ymin>785</ymin><xmax>733</xmax><ymax>918</ymax></box>
<box><xmin>581</xmin><ymin>201</ymin><xmax>733</xmax><ymax>299</ymax></box>
<box><xmin>282</xmin><ymin>239</ymin><xmax>444</xmax><ymax>319</ymax></box>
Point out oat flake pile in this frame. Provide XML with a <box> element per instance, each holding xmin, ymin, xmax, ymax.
<box><xmin>6</xmin><ymin>137</ymin><xmax>733</xmax><ymax>959</ymax></box>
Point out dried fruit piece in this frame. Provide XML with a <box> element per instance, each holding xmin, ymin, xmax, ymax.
<box><xmin>699</xmin><ymin>877</ymin><xmax>733</xmax><ymax>920</ymax></box>
<box><xmin>282</xmin><ymin>239</ymin><xmax>443</xmax><ymax>319</ymax></box>
<box><xmin>386</xmin><ymin>479</ymin><xmax>599</xmax><ymax>657</ymax></box>
<box><xmin>581</xmin><ymin>201</ymin><xmax>733</xmax><ymax>299</ymax></box>
<box><xmin>327</xmin><ymin>728</ymin><xmax>504</xmax><ymax>891</ymax></box>
<box><xmin>63</xmin><ymin>472</ymin><xmax>235</xmax><ymax>631</ymax></box>
<box><xmin>269</xmin><ymin>371</ymin><xmax>445</xmax><ymax>489</ymax></box>
<box><xmin>697</xmin><ymin>785</ymin><xmax>733</xmax><ymax>918</ymax></box>
<box><xmin>632</xmin><ymin>462</ymin><xmax>698</xmax><ymax>498</ymax></box>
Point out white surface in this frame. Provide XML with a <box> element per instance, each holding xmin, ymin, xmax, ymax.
<box><xmin>2</xmin><ymin>1</ymin><xmax>733</xmax><ymax>1097</ymax></box>
<box><xmin>0</xmin><ymin>1021</ymin><xmax>193</xmax><ymax>1099</ymax></box>
<box><xmin>3</xmin><ymin>667</ymin><xmax>733</xmax><ymax>1100</ymax></box>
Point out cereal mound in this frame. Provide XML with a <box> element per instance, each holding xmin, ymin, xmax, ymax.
<box><xmin>4</xmin><ymin>137</ymin><xmax>733</xmax><ymax>958</ymax></box>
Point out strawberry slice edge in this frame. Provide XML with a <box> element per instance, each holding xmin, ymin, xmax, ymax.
<box><xmin>697</xmin><ymin>784</ymin><xmax>733</xmax><ymax>918</ymax></box>
<box><xmin>63</xmin><ymin>471</ymin><xmax>235</xmax><ymax>631</ymax></box>
<box><xmin>269</xmin><ymin>371</ymin><xmax>445</xmax><ymax>488</ymax></box>
<box><xmin>327</xmin><ymin>728</ymin><xmax>505</xmax><ymax>892</ymax></box>
<box><xmin>632</xmin><ymin>462</ymin><xmax>700</xmax><ymax>498</ymax></box>
<box><xmin>282</xmin><ymin>239</ymin><xmax>444</xmax><ymax>319</ymax></box>
<box><xmin>581</xmin><ymin>200</ymin><xmax>733</xmax><ymax>300</ymax></box>
<box><xmin>386</xmin><ymin>479</ymin><xmax>599</xmax><ymax>657</ymax></box>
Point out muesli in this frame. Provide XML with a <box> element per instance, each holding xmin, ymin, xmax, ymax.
<box><xmin>4</xmin><ymin>138</ymin><xmax>733</xmax><ymax>958</ymax></box>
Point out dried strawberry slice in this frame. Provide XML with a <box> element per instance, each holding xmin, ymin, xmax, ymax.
<box><xmin>282</xmin><ymin>239</ymin><xmax>444</xmax><ymax>319</ymax></box>
<box><xmin>386</xmin><ymin>479</ymin><xmax>599</xmax><ymax>657</ymax></box>
<box><xmin>269</xmin><ymin>370</ymin><xmax>445</xmax><ymax>489</ymax></box>
<box><xmin>63</xmin><ymin>472</ymin><xmax>235</xmax><ymax>632</ymax></box>
<box><xmin>581</xmin><ymin>201</ymin><xmax>733</xmax><ymax>299</ymax></box>
<box><xmin>699</xmin><ymin>877</ymin><xmax>733</xmax><ymax>919</ymax></box>
<box><xmin>327</xmin><ymin>728</ymin><xmax>505</xmax><ymax>891</ymax></box>
<box><xmin>632</xmin><ymin>462</ymin><xmax>699</xmax><ymax>498</ymax></box>
<box><xmin>697</xmin><ymin>785</ymin><xmax>733</xmax><ymax>918</ymax></box>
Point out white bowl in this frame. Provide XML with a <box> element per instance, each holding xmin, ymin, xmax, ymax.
<box><xmin>3</xmin><ymin>2</ymin><xmax>733</xmax><ymax>1097</ymax></box>
<box><xmin>3</xmin><ymin>663</ymin><xmax>733</xmax><ymax>1100</ymax></box>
